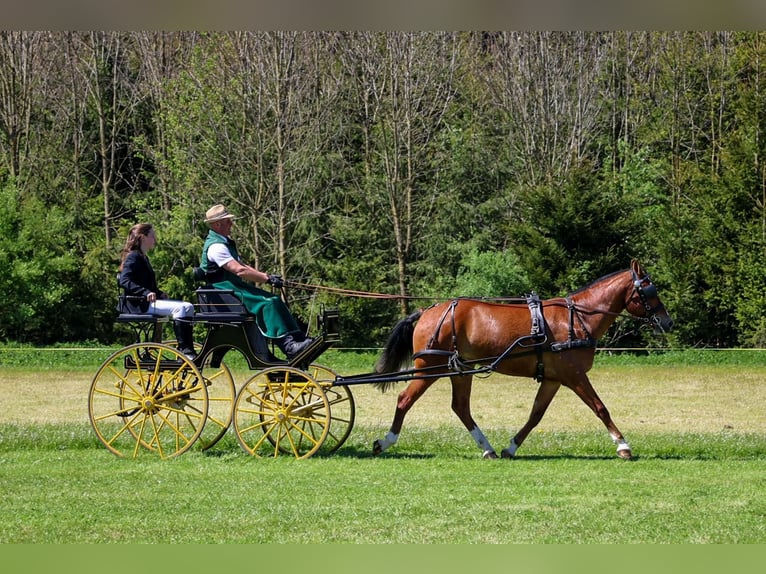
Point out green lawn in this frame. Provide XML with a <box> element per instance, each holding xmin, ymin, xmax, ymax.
<box><xmin>0</xmin><ymin>349</ymin><xmax>765</xmax><ymax>543</ymax></box>
<box><xmin>1</xmin><ymin>424</ymin><xmax>764</xmax><ymax>543</ymax></box>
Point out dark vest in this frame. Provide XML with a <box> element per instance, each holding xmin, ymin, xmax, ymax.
<box><xmin>201</xmin><ymin>230</ymin><xmax>247</xmax><ymax>287</ymax></box>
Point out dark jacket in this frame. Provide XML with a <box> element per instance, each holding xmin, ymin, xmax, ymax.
<box><xmin>118</xmin><ymin>251</ymin><xmax>164</xmax><ymax>313</ymax></box>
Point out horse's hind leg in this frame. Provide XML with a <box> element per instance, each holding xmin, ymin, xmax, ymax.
<box><xmin>373</xmin><ymin>376</ymin><xmax>437</xmax><ymax>455</ymax></box>
<box><xmin>501</xmin><ymin>379</ymin><xmax>561</xmax><ymax>458</ymax></box>
<box><xmin>566</xmin><ymin>373</ymin><xmax>632</xmax><ymax>459</ymax></box>
<box><xmin>450</xmin><ymin>375</ymin><xmax>497</xmax><ymax>459</ymax></box>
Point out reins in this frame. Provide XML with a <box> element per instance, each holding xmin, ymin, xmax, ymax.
<box><xmin>285</xmin><ymin>278</ymin><xmax>655</xmax><ymax>327</ymax></box>
<box><xmin>288</xmin><ymin>279</ymin><xmax>542</xmax><ymax>304</ymax></box>
<box><xmin>286</xmin><ymin>280</ymin><xmax>420</xmax><ymax>300</ymax></box>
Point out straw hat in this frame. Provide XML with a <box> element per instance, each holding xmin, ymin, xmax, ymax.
<box><xmin>204</xmin><ymin>204</ymin><xmax>238</xmax><ymax>223</ymax></box>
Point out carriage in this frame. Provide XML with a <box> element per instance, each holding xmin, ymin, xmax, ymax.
<box><xmin>88</xmin><ymin>260</ymin><xmax>673</xmax><ymax>460</ymax></box>
<box><xmin>87</xmin><ymin>276</ymin><xmax>355</xmax><ymax>460</ymax></box>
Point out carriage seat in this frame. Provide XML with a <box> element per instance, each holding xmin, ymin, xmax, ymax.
<box><xmin>195</xmin><ymin>288</ymin><xmax>249</xmax><ymax>321</ymax></box>
<box><xmin>115</xmin><ymin>275</ymin><xmax>169</xmax><ymax>344</ymax></box>
<box><xmin>192</xmin><ymin>266</ymin><xmax>250</xmax><ymax>322</ymax></box>
<box><xmin>115</xmin><ymin>274</ymin><xmax>169</xmax><ymax>323</ymax></box>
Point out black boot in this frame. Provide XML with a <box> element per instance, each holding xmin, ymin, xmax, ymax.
<box><xmin>173</xmin><ymin>320</ymin><xmax>197</xmax><ymax>360</ymax></box>
<box><xmin>277</xmin><ymin>332</ymin><xmax>314</xmax><ymax>360</ymax></box>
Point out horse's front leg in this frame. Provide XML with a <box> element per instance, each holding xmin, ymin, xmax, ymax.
<box><xmin>567</xmin><ymin>373</ymin><xmax>632</xmax><ymax>459</ymax></box>
<box><xmin>449</xmin><ymin>375</ymin><xmax>497</xmax><ymax>459</ymax></box>
<box><xmin>501</xmin><ymin>379</ymin><xmax>561</xmax><ymax>458</ymax></box>
<box><xmin>373</xmin><ymin>377</ymin><xmax>436</xmax><ymax>455</ymax></box>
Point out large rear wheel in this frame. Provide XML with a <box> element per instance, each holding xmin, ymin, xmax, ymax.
<box><xmin>233</xmin><ymin>367</ymin><xmax>330</xmax><ymax>459</ymax></box>
<box><xmin>307</xmin><ymin>364</ymin><xmax>355</xmax><ymax>455</ymax></box>
<box><xmin>196</xmin><ymin>352</ymin><xmax>236</xmax><ymax>451</ymax></box>
<box><xmin>88</xmin><ymin>343</ymin><xmax>208</xmax><ymax>459</ymax></box>
<box><xmin>164</xmin><ymin>342</ymin><xmax>236</xmax><ymax>451</ymax></box>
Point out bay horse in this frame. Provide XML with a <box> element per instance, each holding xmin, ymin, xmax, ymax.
<box><xmin>372</xmin><ymin>260</ymin><xmax>673</xmax><ymax>459</ymax></box>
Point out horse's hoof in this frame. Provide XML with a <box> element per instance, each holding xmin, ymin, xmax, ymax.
<box><xmin>500</xmin><ymin>449</ymin><xmax>514</xmax><ymax>459</ymax></box>
<box><xmin>483</xmin><ymin>450</ymin><xmax>498</xmax><ymax>459</ymax></box>
<box><xmin>372</xmin><ymin>440</ymin><xmax>383</xmax><ymax>456</ymax></box>
<box><xmin>617</xmin><ymin>448</ymin><xmax>633</xmax><ymax>460</ymax></box>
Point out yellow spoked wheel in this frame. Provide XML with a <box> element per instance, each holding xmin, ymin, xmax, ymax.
<box><xmin>233</xmin><ymin>367</ymin><xmax>330</xmax><ymax>459</ymax></box>
<box><xmin>196</xmin><ymin>351</ymin><xmax>236</xmax><ymax>451</ymax></box>
<box><xmin>88</xmin><ymin>343</ymin><xmax>208</xmax><ymax>459</ymax></box>
<box><xmin>307</xmin><ymin>364</ymin><xmax>355</xmax><ymax>455</ymax></box>
<box><xmin>166</xmin><ymin>341</ymin><xmax>237</xmax><ymax>451</ymax></box>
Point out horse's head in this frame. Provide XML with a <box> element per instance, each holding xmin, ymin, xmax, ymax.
<box><xmin>625</xmin><ymin>260</ymin><xmax>674</xmax><ymax>333</ymax></box>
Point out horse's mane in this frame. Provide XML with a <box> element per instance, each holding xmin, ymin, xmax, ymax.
<box><xmin>567</xmin><ymin>268</ymin><xmax>629</xmax><ymax>297</ymax></box>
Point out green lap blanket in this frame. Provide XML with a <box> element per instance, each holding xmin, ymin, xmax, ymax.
<box><xmin>211</xmin><ymin>279</ymin><xmax>300</xmax><ymax>339</ymax></box>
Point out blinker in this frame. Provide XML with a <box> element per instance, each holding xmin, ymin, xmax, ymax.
<box><xmin>641</xmin><ymin>283</ymin><xmax>658</xmax><ymax>300</ymax></box>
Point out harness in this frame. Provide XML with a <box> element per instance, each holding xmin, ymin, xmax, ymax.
<box><xmin>419</xmin><ymin>300</ymin><xmax>470</xmax><ymax>372</ymax></box>
<box><xmin>549</xmin><ymin>296</ymin><xmax>596</xmax><ymax>352</ymax></box>
<box><xmin>526</xmin><ymin>292</ymin><xmax>547</xmax><ymax>382</ymax></box>
<box><xmin>529</xmin><ymin>293</ymin><xmax>596</xmax><ymax>381</ymax></box>
<box><xmin>413</xmin><ymin>296</ymin><xmax>597</xmax><ymax>384</ymax></box>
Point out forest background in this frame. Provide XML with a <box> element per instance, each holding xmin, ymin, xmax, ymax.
<box><xmin>0</xmin><ymin>31</ymin><xmax>764</xmax><ymax>350</ymax></box>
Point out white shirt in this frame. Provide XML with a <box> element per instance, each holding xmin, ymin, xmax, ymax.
<box><xmin>207</xmin><ymin>242</ymin><xmax>235</xmax><ymax>267</ymax></box>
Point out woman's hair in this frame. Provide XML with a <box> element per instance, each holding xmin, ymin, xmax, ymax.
<box><xmin>119</xmin><ymin>223</ymin><xmax>153</xmax><ymax>270</ymax></box>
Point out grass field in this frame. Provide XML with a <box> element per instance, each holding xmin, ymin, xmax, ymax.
<box><xmin>1</xmin><ymin>348</ymin><xmax>765</xmax><ymax>543</ymax></box>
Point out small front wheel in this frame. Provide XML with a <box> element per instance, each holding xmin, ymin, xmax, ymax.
<box><xmin>233</xmin><ymin>367</ymin><xmax>330</xmax><ymax>459</ymax></box>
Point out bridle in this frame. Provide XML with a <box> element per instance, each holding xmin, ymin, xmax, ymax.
<box><xmin>630</xmin><ymin>271</ymin><xmax>667</xmax><ymax>328</ymax></box>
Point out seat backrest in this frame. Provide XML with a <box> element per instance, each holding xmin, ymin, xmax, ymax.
<box><xmin>192</xmin><ymin>265</ymin><xmax>207</xmax><ymax>283</ymax></box>
<box><xmin>116</xmin><ymin>272</ymin><xmax>151</xmax><ymax>316</ymax></box>
<box><xmin>195</xmin><ymin>288</ymin><xmax>248</xmax><ymax>316</ymax></box>
<box><xmin>192</xmin><ymin>265</ymin><xmax>224</xmax><ymax>285</ymax></box>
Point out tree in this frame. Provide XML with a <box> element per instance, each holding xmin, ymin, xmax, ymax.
<box><xmin>337</xmin><ymin>32</ymin><xmax>460</xmax><ymax>314</ymax></box>
<box><xmin>478</xmin><ymin>32</ymin><xmax>610</xmax><ymax>188</ymax></box>
<box><xmin>69</xmin><ymin>31</ymin><xmax>145</xmax><ymax>247</ymax></box>
<box><xmin>0</xmin><ymin>31</ymin><xmax>764</xmax><ymax>348</ymax></box>
<box><xmin>0</xmin><ymin>31</ymin><xmax>47</xmax><ymax>184</ymax></box>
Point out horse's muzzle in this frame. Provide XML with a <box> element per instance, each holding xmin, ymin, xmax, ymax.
<box><xmin>653</xmin><ymin>314</ymin><xmax>674</xmax><ymax>333</ymax></box>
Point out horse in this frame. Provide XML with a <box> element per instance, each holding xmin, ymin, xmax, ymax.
<box><xmin>371</xmin><ymin>259</ymin><xmax>673</xmax><ymax>460</ymax></box>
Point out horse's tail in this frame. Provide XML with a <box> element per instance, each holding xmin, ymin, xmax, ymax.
<box><xmin>373</xmin><ymin>310</ymin><xmax>422</xmax><ymax>392</ymax></box>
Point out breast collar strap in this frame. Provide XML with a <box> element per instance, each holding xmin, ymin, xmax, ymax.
<box><xmin>549</xmin><ymin>296</ymin><xmax>596</xmax><ymax>352</ymax></box>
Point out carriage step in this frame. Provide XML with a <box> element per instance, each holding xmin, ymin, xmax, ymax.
<box><xmin>287</xmin><ymin>337</ymin><xmax>335</xmax><ymax>368</ymax></box>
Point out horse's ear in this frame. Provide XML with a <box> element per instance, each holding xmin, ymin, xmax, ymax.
<box><xmin>631</xmin><ymin>259</ymin><xmax>641</xmax><ymax>275</ymax></box>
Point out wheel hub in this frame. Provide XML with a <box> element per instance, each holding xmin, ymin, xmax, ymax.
<box><xmin>142</xmin><ymin>395</ymin><xmax>158</xmax><ymax>413</ymax></box>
